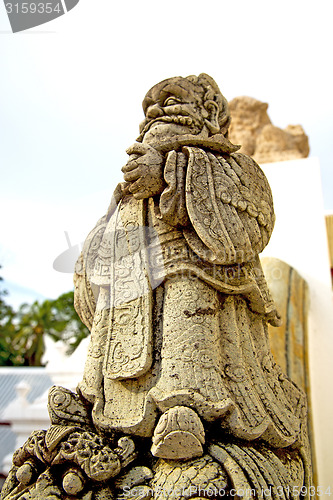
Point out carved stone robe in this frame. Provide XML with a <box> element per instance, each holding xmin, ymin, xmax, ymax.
<box><xmin>74</xmin><ymin>144</ymin><xmax>307</xmax><ymax>450</ymax></box>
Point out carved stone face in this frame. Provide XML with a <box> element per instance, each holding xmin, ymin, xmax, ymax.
<box><xmin>139</xmin><ymin>77</ymin><xmax>209</xmax><ymax>145</ymax></box>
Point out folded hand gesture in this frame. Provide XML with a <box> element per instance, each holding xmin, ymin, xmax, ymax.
<box><xmin>122</xmin><ymin>143</ymin><xmax>165</xmax><ymax>199</ymax></box>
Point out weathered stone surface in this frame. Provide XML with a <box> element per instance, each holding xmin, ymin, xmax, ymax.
<box><xmin>261</xmin><ymin>256</ymin><xmax>318</xmax><ymax>486</ymax></box>
<box><xmin>1</xmin><ymin>74</ymin><xmax>312</xmax><ymax>499</ymax></box>
<box><xmin>151</xmin><ymin>406</ymin><xmax>205</xmax><ymax>459</ymax></box>
<box><xmin>229</xmin><ymin>96</ymin><xmax>309</xmax><ymax>163</ymax></box>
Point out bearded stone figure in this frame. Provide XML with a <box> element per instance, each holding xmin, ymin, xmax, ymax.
<box><xmin>1</xmin><ymin>75</ymin><xmax>312</xmax><ymax>500</ymax></box>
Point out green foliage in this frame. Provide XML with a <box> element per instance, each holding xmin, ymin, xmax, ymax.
<box><xmin>49</xmin><ymin>291</ymin><xmax>90</xmax><ymax>356</ymax></box>
<box><xmin>0</xmin><ymin>273</ymin><xmax>22</xmax><ymax>366</ymax></box>
<box><xmin>0</xmin><ymin>269</ymin><xmax>89</xmax><ymax>366</ymax></box>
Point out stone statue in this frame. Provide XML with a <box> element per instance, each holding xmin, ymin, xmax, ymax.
<box><xmin>1</xmin><ymin>75</ymin><xmax>312</xmax><ymax>500</ymax></box>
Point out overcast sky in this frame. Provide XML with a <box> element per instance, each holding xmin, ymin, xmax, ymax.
<box><xmin>1</xmin><ymin>0</ymin><xmax>332</xmax><ymax>307</ymax></box>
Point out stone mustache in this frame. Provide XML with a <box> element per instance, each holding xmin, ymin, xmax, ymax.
<box><xmin>1</xmin><ymin>74</ymin><xmax>312</xmax><ymax>500</ymax></box>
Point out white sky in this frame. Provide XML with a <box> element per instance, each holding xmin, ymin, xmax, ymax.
<box><xmin>0</xmin><ymin>0</ymin><xmax>332</xmax><ymax>306</ymax></box>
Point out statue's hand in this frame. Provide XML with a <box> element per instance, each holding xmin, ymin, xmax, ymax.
<box><xmin>122</xmin><ymin>143</ymin><xmax>165</xmax><ymax>199</ymax></box>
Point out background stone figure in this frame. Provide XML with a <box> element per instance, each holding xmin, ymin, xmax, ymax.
<box><xmin>1</xmin><ymin>75</ymin><xmax>312</xmax><ymax>499</ymax></box>
<box><xmin>228</xmin><ymin>96</ymin><xmax>309</xmax><ymax>163</ymax></box>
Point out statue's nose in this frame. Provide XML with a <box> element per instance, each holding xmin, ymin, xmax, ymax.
<box><xmin>146</xmin><ymin>104</ymin><xmax>164</xmax><ymax>119</ymax></box>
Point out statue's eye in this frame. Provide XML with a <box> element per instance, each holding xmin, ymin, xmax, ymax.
<box><xmin>164</xmin><ymin>97</ymin><xmax>182</xmax><ymax>106</ymax></box>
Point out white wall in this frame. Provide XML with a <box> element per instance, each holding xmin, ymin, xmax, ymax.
<box><xmin>261</xmin><ymin>157</ymin><xmax>333</xmax><ymax>488</ymax></box>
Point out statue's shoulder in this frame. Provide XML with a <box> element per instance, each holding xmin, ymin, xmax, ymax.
<box><xmin>227</xmin><ymin>151</ymin><xmax>273</xmax><ymax>196</ymax></box>
<box><xmin>229</xmin><ymin>150</ymin><xmax>266</xmax><ymax>172</ymax></box>
<box><xmin>211</xmin><ymin>148</ymin><xmax>275</xmax><ymax>246</ymax></box>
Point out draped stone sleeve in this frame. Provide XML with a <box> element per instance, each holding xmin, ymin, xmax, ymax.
<box><xmin>73</xmin><ymin>214</ymin><xmax>109</xmax><ymax>331</ymax></box>
<box><xmin>183</xmin><ymin>147</ymin><xmax>275</xmax><ymax>265</ymax></box>
<box><xmin>73</xmin><ymin>186</ymin><xmax>124</xmax><ymax>330</ymax></box>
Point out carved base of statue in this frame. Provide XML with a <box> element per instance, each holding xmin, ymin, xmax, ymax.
<box><xmin>1</xmin><ymin>385</ymin><xmax>310</xmax><ymax>500</ymax></box>
<box><xmin>151</xmin><ymin>406</ymin><xmax>205</xmax><ymax>459</ymax></box>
